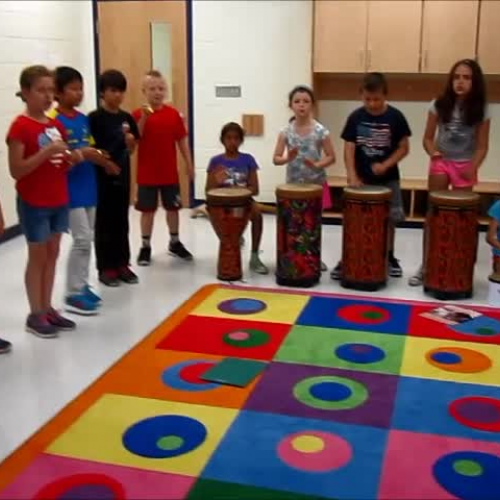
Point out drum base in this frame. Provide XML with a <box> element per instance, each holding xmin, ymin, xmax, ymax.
<box><xmin>341</xmin><ymin>278</ymin><xmax>387</xmax><ymax>292</ymax></box>
<box><xmin>276</xmin><ymin>274</ymin><xmax>320</xmax><ymax>288</ymax></box>
<box><xmin>424</xmin><ymin>286</ymin><xmax>473</xmax><ymax>301</ymax></box>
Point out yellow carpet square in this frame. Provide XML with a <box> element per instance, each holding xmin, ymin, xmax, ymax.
<box><xmin>46</xmin><ymin>393</ymin><xmax>238</xmax><ymax>476</ymax></box>
<box><xmin>401</xmin><ymin>336</ymin><xmax>500</xmax><ymax>387</ymax></box>
<box><xmin>191</xmin><ymin>287</ymin><xmax>309</xmax><ymax>324</ymax></box>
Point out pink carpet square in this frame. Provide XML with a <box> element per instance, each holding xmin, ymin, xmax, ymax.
<box><xmin>378</xmin><ymin>430</ymin><xmax>500</xmax><ymax>500</ymax></box>
<box><xmin>0</xmin><ymin>453</ymin><xmax>195</xmax><ymax>500</ymax></box>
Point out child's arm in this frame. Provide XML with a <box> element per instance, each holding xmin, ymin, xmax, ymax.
<box><xmin>0</xmin><ymin>197</ymin><xmax>4</xmax><ymax>236</ymax></box>
<box><xmin>471</xmin><ymin>119</ymin><xmax>490</xmax><ymax>173</ymax></box>
<box><xmin>178</xmin><ymin>137</ymin><xmax>195</xmax><ymax>180</ymax></box>
<box><xmin>8</xmin><ymin>139</ymin><xmax>68</xmax><ymax>181</ymax></box>
<box><xmin>344</xmin><ymin>141</ymin><xmax>362</xmax><ymax>187</ymax></box>
<box><xmin>372</xmin><ymin>136</ymin><xmax>410</xmax><ymax>175</ymax></box>
<box><xmin>423</xmin><ymin>111</ymin><xmax>440</xmax><ymax>157</ymax></box>
<box><xmin>273</xmin><ymin>132</ymin><xmax>298</xmax><ymax>166</ymax></box>
<box><xmin>205</xmin><ymin>169</ymin><xmax>221</xmax><ymax>194</ymax></box>
<box><xmin>487</xmin><ymin>219</ymin><xmax>500</xmax><ymax>252</ymax></box>
<box><xmin>80</xmin><ymin>148</ymin><xmax>120</xmax><ymax>176</ymax></box>
<box><xmin>136</xmin><ymin>106</ymin><xmax>152</xmax><ymax>137</ymax></box>
<box><xmin>247</xmin><ymin>169</ymin><xmax>259</xmax><ymax>197</ymax></box>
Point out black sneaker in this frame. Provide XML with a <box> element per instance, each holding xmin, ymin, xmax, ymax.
<box><xmin>0</xmin><ymin>338</ymin><xmax>12</xmax><ymax>354</ymax></box>
<box><xmin>169</xmin><ymin>241</ymin><xmax>193</xmax><ymax>261</ymax></box>
<box><xmin>118</xmin><ymin>266</ymin><xmax>139</xmax><ymax>284</ymax></box>
<box><xmin>137</xmin><ymin>246</ymin><xmax>152</xmax><ymax>266</ymax></box>
<box><xmin>389</xmin><ymin>256</ymin><xmax>403</xmax><ymax>278</ymax></box>
<box><xmin>331</xmin><ymin>261</ymin><xmax>342</xmax><ymax>280</ymax></box>
<box><xmin>99</xmin><ymin>271</ymin><xmax>120</xmax><ymax>287</ymax></box>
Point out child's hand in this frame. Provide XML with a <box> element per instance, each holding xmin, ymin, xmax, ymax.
<box><xmin>287</xmin><ymin>147</ymin><xmax>299</xmax><ymax>162</ymax></box>
<box><xmin>124</xmin><ymin>132</ymin><xmax>136</xmax><ymax>151</ymax></box>
<box><xmin>214</xmin><ymin>166</ymin><xmax>228</xmax><ymax>185</ymax></box>
<box><xmin>371</xmin><ymin>163</ymin><xmax>386</xmax><ymax>176</ymax></box>
<box><xmin>142</xmin><ymin>105</ymin><xmax>153</xmax><ymax>117</ymax></box>
<box><xmin>104</xmin><ymin>161</ymin><xmax>121</xmax><ymax>176</ymax></box>
<box><xmin>46</xmin><ymin>140</ymin><xmax>69</xmax><ymax>156</ymax></box>
<box><xmin>347</xmin><ymin>171</ymin><xmax>363</xmax><ymax>187</ymax></box>
<box><xmin>304</xmin><ymin>158</ymin><xmax>318</xmax><ymax>169</ymax></box>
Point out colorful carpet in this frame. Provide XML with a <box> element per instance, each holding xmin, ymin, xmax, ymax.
<box><xmin>1</xmin><ymin>284</ymin><xmax>500</xmax><ymax>499</ymax></box>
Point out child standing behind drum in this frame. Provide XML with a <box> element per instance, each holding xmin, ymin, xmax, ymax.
<box><xmin>409</xmin><ymin>59</ymin><xmax>490</xmax><ymax>286</ymax></box>
<box><xmin>331</xmin><ymin>72</ymin><xmax>411</xmax><ymax>281</ymax></box>
<box><xmin>206</xmin><ymin>122</ymin><xmax>268</xmax><ymax>275</ymax></box>
<box><xmin>273</xmin><ymin>85</ymin><xmax>336</xmax><ymax>270</ymax></box>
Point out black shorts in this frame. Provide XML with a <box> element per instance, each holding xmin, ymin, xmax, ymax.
<box><xmin>135</xmin><ymin>185</ymin><xmax>181</xmax><ymax>212</ymax></box>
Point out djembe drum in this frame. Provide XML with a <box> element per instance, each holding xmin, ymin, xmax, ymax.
<box><xmin>341</xmin><ymin>185</ymin><xmax>392</xmax><ymax>291</ymax></box>
<box><xmin>424</xmin><ymin>190</ymin><xmax>480</xmax><ymax>300</ymax></box>
<box><xmin>276</xmin><ymin>183</ymin><xmax>323</xmax><ymax>287</ymax></box>
<box><xmin>207</xmin><ymin>187</ymin><xmax>252</xmax><ymax>281</ymax></box>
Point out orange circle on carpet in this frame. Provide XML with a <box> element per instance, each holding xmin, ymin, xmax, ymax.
<box><xmin>425</xmin><ymin>347</ymin><xmax>492</xmax><ymax>373</ymax></box>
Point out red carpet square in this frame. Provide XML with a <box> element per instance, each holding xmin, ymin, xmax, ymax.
<box><xmin>156</xmin><ymin>315</ymin><xmax>292</xmax><ymax>360</ymax></box>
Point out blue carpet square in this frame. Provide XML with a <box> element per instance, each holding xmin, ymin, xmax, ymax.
<box><xmin>202</xmin><ymin>410</ymin><xmax>388</xmax><ymax>500</ymax></box>
<box><xmin>296</xmin><ymin>296</ymin><xmax>411</xmax><ymax>335</ymax></box>
<box><xmin>392</xmin><ymin>376</ymin><xmax>500</xmax><ymax>443</ymax></box>
<box><xmin>451</xmin><ymin>315</ymin><xmax>500</xmax><ymax>338</ymax></box>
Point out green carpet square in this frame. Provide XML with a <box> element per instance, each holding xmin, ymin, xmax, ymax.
<box><xmin>275</xmin><ymin>325</ymin><xmax>406</xmax><ymax>375</ymax></box>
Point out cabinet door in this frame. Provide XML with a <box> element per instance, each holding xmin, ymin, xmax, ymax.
<box><xmin>477</xmin><ymin>0</ymin><xmax>500</xmax><ymax>74</ymax></box>
<box><xmin>421</xmin><ymin>0</ymin><xmax>479</xmax><ymax>74</ymax></box>
<box><xmin>313</xmin><ymin>0</ymin><xmax>368</xmax><ymax>73</ymax></box>
<box><xmin>367</xmin><ymin>1</ymin><xmax>423</xmax><ymax>73</ymax></box>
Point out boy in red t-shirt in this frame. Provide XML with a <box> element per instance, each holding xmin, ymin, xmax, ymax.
<box><xmin>133</xmin><ymin>70</ymin><xmax>195</xmax><ymax>266</ymax></box>
<box><xmin>6</xmin><ymin>65</ymin><xmax>79</xmax><ymax>338</ymax></box>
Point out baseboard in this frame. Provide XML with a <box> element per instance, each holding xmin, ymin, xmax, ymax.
<box><xmin>0</xmin><ymin>224</ymin><xmax>22</xmax><ymax>245</ymax></box>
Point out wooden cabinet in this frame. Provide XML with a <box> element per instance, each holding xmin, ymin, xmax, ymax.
<box><xmin>477</xmin><ymin>0</ymin><xmax>500</xmax><ymax>74</ymax></box>
<box><xmin>420</xmin><ymin>0</ymin><xmax>479</xmax><ymax>74</ymax></box>
<box><xmin>367</xmin><ymin>1</ymin><xmax>423</xmax><ymax>73</ymax></box>
<box><xmin>313</xmin><ymin>0</ymin><xmax>368</xmax><ymax>73</ymax></box>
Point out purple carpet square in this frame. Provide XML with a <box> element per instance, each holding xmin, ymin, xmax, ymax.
<box><xmin>244</xmin><ymin>362</ymin><xmax>398</xmax><ymax>428</ymax></box>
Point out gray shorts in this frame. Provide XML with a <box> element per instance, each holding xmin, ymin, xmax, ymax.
<box><xmin>369</xmin><ymin>180</ymin><xmax>405</xmax><ymax>224</ymax></box>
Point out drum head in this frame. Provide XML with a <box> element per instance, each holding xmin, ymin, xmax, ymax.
<box><xmin>276</xmin><ymin>183</ymin><xmax>323</xmax><ymax>200</ymax></box>
<box><xmin>429</xmin><ymin>190</ymin><xmax>480</xmax><ymax>208</ymax></box>
<box><xmin>344</xmin><ymin>185</ymin><xmax>392</xmax><ymax>201</ymax></box>
<box><xmin>207</xmin><ymin>187</ymin><xmax>252</xmax><ymax>207</ymax></box>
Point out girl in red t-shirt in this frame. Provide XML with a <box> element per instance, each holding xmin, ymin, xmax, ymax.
<box><xmin>6</xmin><ymin>65</ymin><xmax>79</xmax><ymax>338</ymax></box>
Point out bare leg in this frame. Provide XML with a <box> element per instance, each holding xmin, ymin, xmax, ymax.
<box><xmin>166</xmin><ymin>210</ymin><xmax>179</xmax><ymax>236</ymax></box>
<box><xmin>42</xmin><ymin>233</ymin><xmax>62</xmax><ymax>311</ymax></box>
<box><xmin>251</xmin><ymin>206</ymin><xmax>263</xmax><ymax>253</ymax></box>
<box><xmin>25</xmin><ymin>243</ymin><xmax>48</xmax><ymax>314</ymax></box>
<box><xmin>141</xmin><ymin>211</ymin><xmax>155</xmax><ymax>241</ymax></box>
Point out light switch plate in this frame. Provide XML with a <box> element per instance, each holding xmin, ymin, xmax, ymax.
<box><xmin>215</xmin><ymin>85</ymin><xmax>242</xmax><ymax>98</ymax></box>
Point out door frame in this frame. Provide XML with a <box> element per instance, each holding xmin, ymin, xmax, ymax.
<box><xmin>92</xmin><ymin>0</ymin><xmax>195</xmax><ymax>208</ymax></box>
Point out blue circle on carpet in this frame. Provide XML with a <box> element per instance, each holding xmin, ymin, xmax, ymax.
<box><xmin>433</xmin><ymin>451</ymin><xmax>500</xmax><ymax>500</ymax></box>
<box><xmin>335</xmin><ymin>343</ymin><xmax>386</xmax><ymax>364</ymax></box>
<box><xmin>430</xmin><ymin>352</ymin><xmax>462</xmax><ymax>365</ymax></box>
<box><xmin>218</xmin><ymin>298</ymin><xmax>267</xmax><ymax>315</ymax></box>
<box><xmin>122</xmin><ymin>415</ymin><xmax>207</xmax><ymax>458</ymax></box>
<box><xmin>309</xmin><ymin>381</ymin><xmax>353</xmax><ymax>402</ymax></box>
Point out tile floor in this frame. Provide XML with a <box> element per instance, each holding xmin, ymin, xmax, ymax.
<box><xmin>0</xmin><ymin>209</ymin><xmax>493</xmax><ymax>460</ymax></box>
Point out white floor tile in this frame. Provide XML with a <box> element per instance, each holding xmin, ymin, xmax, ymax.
<box><xmin>0</xmin><ymin>209</ymin><xmax>493</xmax><ymax>460</ymax></box>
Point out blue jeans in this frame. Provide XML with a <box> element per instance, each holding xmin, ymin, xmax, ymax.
<box><xmin>17</xmin><ymin>197</ymin><xmax>69</xmax><ymax>243</ymax></box>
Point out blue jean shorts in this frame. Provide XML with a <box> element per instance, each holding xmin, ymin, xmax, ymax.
<box><xmin>17</xmin><ymin>197</ymin><xmax>69</xmax><ymax>243</ymax></box>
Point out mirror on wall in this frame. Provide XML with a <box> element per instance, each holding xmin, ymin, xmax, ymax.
<box><xmin>150</xmin><ymin>22</ymin><xmax>173</xmax><ymax>101</ymax></box>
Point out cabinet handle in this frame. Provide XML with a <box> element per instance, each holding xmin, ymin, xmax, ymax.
<box><xmin>422</xmin><ymin>50</ymin><xmax>428</xmax><ymax>71</ymax></box>
<box><xmin>359</xmin><ymin>49</ymin><xmax>364</xmax><ymax>70</ymax></box>
<box><xmin>367</xmin><ymin>48</ymin><xmax>372</xmax><ymax>70</ymax></box>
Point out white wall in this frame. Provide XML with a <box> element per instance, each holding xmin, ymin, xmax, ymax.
<box><xmin>192</xmin><ymin>0</ymin><xmax>313</xmax><ymax>202</ymax></box>
<box><xmin>319</xmin><ymin>99</ymin><xmax>500</xmax><ymax>182</ymax></box>
<box><xmin>0</xmin><ymin>0</ymin><xmax>96</xmax><ymax>228</ymax></box>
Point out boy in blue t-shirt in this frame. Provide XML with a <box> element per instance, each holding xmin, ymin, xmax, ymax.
<box><xmin>52</xmin><ymin>67</ymin><xmax>120</xmax><ymax>315</ymax></box>
<box><xmin>487</xmin><ymin>200</ymin><xmax>500</xmax><ymax>274</ymax></box>
<box><xmin>205</xmin><ymin>122</ymin><xmax>268</xmax><ymax>274</ymax></box>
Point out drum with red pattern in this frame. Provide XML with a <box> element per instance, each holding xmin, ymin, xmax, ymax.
<box><xmin>424</xmin><ymin>190</ymin><xmax>480</xmax><ymax>300</ymax></box>
<box><xmin>341</xmin><ymin>186</ymin><xmax>392</xmax><ymax>291</ymax></box>
<box><xmin>207</xmin><ymin>187</ymin><xmax>252</xmax><ymax>281</ymax></box>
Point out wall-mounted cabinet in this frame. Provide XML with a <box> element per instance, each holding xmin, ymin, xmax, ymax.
<box><xmin>477</xmin><ymin>0</ymin><xmax>500</xmax><ymax>74</ymax></box>
<box><xmin>314</xmin><ymin>0</ymin><xmax>499</xmax><ymax>76</ymax></box>
<box><xmin>420</xmin><ymin>0</ymin><xmax>479</xmax><ymax>74</ymax></box>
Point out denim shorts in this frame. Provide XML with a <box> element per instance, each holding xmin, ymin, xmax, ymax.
<box><xmin>17</xmin><ymin>197</ymin><xmax>69</xmax><ymax>243</ymax></box>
